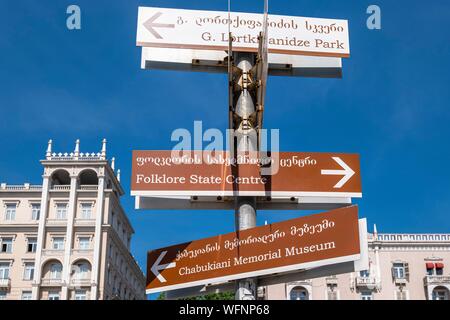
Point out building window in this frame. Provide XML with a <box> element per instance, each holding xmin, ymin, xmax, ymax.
<box><xmin>80</xmin><ymin>203</ymin><xmax>92</xmax><ymax>219</ymax></box>
<box><xmin>392</xmin><ymin>262</ymin><xmax>409</xmax><ymax>279</ymax></box>
<box><xmin>289</xmin><ymin>287</ymin><xmax>309</xmax><ymax>300</ymax></box>
<box><xmin>48</xmin><ymin>291</ymin><xmax>60</xmax><ymax>300</ymax></box>
<box><xmin>78</xmin><ymin>237</ymin><xmax>90</xmax><ymax>250</ymax></box>
<box><xmin>56</xmin><ymin>203</ymin><xmax>68</xmax><ymax>220</ymax></box>
<box><xmin>109</xmin><ymin>244</ymin><xmax>113</xmax><ymax>259</ymax></box>
<box><xmin>426</xmin><ymin>262</ymin><xmax>434</xmax><ymax>275</ymax></box>
<box><xmin>108</xmin><ymin>270</ymin><xmax>112</xmax><ymax>285</ymax></box>
<box><xmin>75</xmin><ymin>289</ymin><xmax>87</xmax><ymax>300</ymax></box>
<box><xmin>5</xmin><ymin>203</ymin><xmax>16</xmax><ymax>221</ymax></box>
<box><xmin>74</xmin><ymin>263</ymin><xmax>89</xmax><ymax>279</ymax></box>
<box><xmin>395</xmin><ymin>289</ymin><xmax>408</xmax><ymax>300</ymax></box>
<box><xmin>432</xmin><ymin>287</ymin><xmax>449</xmax><ymax>300</ymax></box>
<box><xmin>435</xmin><ymin>263</ymin><xmax>444</xmax><ymax>275</ymax></box>
<box><xmin>0</xmin><ymin>291</ymin><xmax>6</xmax><ymax>300</ymax></box>
<box><xmin>50</xmin><ymin>264</ymin><xmax>62</xmax><ymax>280</ymax></box>
<box><xmin>23</xmin><ymin>262</ymin><xmax>35</xmax><ymax>280</ymax></box>
<box><xmin>0</xmin><ymin>238</ymin><xmax>13</xmax><ymax>253</ymax></box>
<box><xmin>27</xmin><ymin>237</ymin><xmax>37</xmax><ymax>253</ymax></box>
<box><xmin>0</xmin><ymin>263</ymin><xmax>10</xmax><ymax>279</ymax></box>
<box><xmin>52</xmin><ymin>237</ymin><xmax>65</xmax><ymax>250</ymax></box>
<box><xmin>360</xmin><ymin>291</ymin><xmax>373</xmax><ymax>300</ymax></box>
<box><xmin>21</xmin><ymin>291</ymin><xmax>32</xmax><ymax>300</ymax></box>
<box><xmin>359</xmin><ymin>270</ymin><xmax>370</xmax><ymax>278</ymax></box>
<box><xmin>31</xmin><ymin>204</ymin><xmax>40</xmax><ymax>220</ymax></box>
<box><xmin>327</xmin><ymin>284</ymin><xmax>338</xmax><ymax>300</ymax></box>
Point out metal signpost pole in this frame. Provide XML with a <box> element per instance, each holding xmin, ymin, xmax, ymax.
<box><xmin>134</xmin><ymin>6</ymin><xmax>362</xmax><ymax>301</ymax></box>
<box><xmin>232</xmin><ymin>52</ymin><xmax>258</xmax><ymax>300</ymax></box>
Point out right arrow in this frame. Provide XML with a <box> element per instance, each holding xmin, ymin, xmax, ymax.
<box><xmin>143</xmin><ymin>12</ymin><xmax>175</xmax><ymax>39</ymax></box>
<box><xmin>151</xmin><ymin>251</ymin><xmax>176</xmax><ymax>283</ymax></box>
<box><xmin>321</xmin><ymin>157</ymin><xmax>355</xmax><ymax>188</ymax></box>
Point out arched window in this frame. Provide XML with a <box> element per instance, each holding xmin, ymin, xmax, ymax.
<box><xmin>50</xmin><ymin>170</ymin><xmax>70</xmax><ymax>186</ymax></box>
<box><xmin>432</xmin><ymin>286</ymin><xmax>449</xmax><ymax>300</ymax></box>
<box><xmin>72</xmin><ymin>260</ymin><xmax>91</xmax><ymax>279</ymax></box>
<box><xmin>290</xmin><ymin>286</ymin><xmax>309</xmax><ymax>300</ymax></box>
<box><xmin>48</xmin><ymin>262</ymin><xmax>62</xmax><ymax>279</ymax></box>
<box><xmin>78</xmin><ymin>169</ymin><xmax>98</xmax><ymax>185</ymax></box>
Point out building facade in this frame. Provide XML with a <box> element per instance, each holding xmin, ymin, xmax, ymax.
<box><xmin>265</xmin><ymin>229</ymin><xmax>450</xmax><ymax>300</ymax></box>
<box><xmin>0</xmin><ymin>140</ymin><xmax>146</xmax><ymax>300</ymax></box>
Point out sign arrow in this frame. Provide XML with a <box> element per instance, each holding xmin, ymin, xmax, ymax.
<box><xmin>151</xmin><ymin>251</ymin><xmax>176</xmax><ymax>283</ymax></box>
<box><xmin>143</xmin><ymin>12</ymin><xmax>175</xmax><ymax>39</ymax></box>
<box><xmin>321</xmin><ymin>157</ymin><xmax>355</xmax><ymax>188</ymax></box>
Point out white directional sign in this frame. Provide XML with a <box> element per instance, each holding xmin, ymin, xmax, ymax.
<box><xmin>137</xmin><ymin>7</ymin><xmax>350</xmax><ymax>58</ymax></box>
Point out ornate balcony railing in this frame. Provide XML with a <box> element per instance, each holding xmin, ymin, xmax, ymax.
<box><xmin>48</xmin><ymin>152</ymin><xmax>105</xmax><ymax>161</ymax></box>
<box><xmin>51</xmin><ymin>185</ymin><xmax>71</xmax><ymax>191</ymax></box>
<box><xmin>74</xmin><ymin>218</ymin><xmax>95</xmax><ymax>226</ymax></box>
<box><xmin>424</xmin><ymin>275</ymin><xmax>450</xmax><ymax>286</ymax></box>
<box><xmin>355</xmin><ymin>277</ymin><xmax>378</xmax><ymax>287</ymax></box>
<box><xmin>70</xmin><ymin>278</ymin><xmax>92</xmax><ymax>287</ymax></box>
<box><xmin>373</xmin><ymin>234</ymin><xmax>450</xmax><ymax>242</ymax></box>
<box><xmin>0</xmin><ymin>183</ymin><xmax>42</xmax><ymax>191</ymax></box>
<box><xmin>78</xmin><ymin>185</ymin><xmax>98</xmax><ymax>191</ymax></box>
<box><xmin>325</xmin><ymin>276</ymin><xmax>338</xmax><ymax>285</ymax></box>
<box><xmin>46</xmin><ymin>218</ymin><xmax>67</xmax><ymax>226</ymax></box>
<box><xmin>41</xmin><ymin>278</ymin><xmax>63</xmax><ymax>286</ymax></box>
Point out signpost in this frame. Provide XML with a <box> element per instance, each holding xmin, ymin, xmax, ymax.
<box><xmin>133</xmin><ymin>5</ymin><xmax>362</xmax><ymax>301</ymax></box>
<box><xmin>146</xmin><ymin>206</ymin><xmax>361</xmax><ymax>294</ymax></box>
<box><xmin>137</xmin><ymin>7</ymin><xmax>350</xmax><ymax>58</ymax></box>
<box><xmin>165</xmin><ymin>217</ymin><xmax>368</xmax><ymax>299</ymax></box>
<box><xmin>131</xmin><ymin>150</ymin><xmax>361</xmax><ymax>198</ymax></box>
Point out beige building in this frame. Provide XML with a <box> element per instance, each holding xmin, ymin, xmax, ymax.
<box><xmin>265</xmin><ymin>229</ymin><xmax>450</xmax><ymax>300</ymax></box>
<box><xmin>0</xmin><ymin>139</ymin><xmax>146</xmax><ymax>300</ymax></box>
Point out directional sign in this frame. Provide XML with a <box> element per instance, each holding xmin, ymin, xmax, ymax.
<box><xmin>131</xmin><ymin>150</ymin><xmax>362</xmax><ymax>198</ymax></box>
<box><xmin>146</xmin><ymin>205</ymin><xmax>361</xmax><ymax>293</ymax></box>
<box><xmin>137</xmin><ymin>7</ymin><xmax>350</xmax><ymax>58</ymax></box>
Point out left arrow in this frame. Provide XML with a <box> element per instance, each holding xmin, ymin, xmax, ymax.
<box><xmin>143</xmin><ymin>12</ymin><xmax>175</xmax><ymax>39</ymax></box>
<box><xmin>151</xmin><ymin>251</ymin><xmax>176</xmax><ymax>283</ymax></box>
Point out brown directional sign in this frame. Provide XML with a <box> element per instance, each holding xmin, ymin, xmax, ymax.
<box><xmin>146</xmin><ymin>205</ymin><xmax>360</xmax><ymax>293</ymax></box>
<box><xmin>131</xmin><ymin>150</ymin><xmax>362</xmax><ymax>198</ymax></box>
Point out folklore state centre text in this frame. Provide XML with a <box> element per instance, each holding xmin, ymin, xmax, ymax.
<box><xmin>135</xmin><ymin>174</ymin><xmax>268</xmax><ymax>185</ymax></box>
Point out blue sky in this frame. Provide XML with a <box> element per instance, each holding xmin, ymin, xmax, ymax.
<box><xmin>1</xmin><ymin>0</ymin><xmax>450</xmax><ymax>297</ymax></box>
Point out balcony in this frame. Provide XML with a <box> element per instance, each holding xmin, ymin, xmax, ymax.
<box><xmin>424</xmin><ymin>275</ymin><xmax>450</xmax><ymax>286</ymax></box>
<box><xmin>78</xmin><ymin>185</ymin><xmax>98</xmax><ymax>192</ymax></box>
<box><xmin>0</xmin><ymin>278</ymin><xmax>11</xmax><ymax>289</ymax></box>
<box><xmin>326</xmin><ymin>276</ymin><xmax>338</xmax><ymax>285</ymax></box>
<box><xmin>74</xmin><ymin>218</ymin><xmax>95</xmax><ymax>226</ymax></box>
<box><xmin>0</xmin><ymin>183</ymin><xmax>42</xmax><ymax>192</ymax></box>
<box><xmin>40</xmin><ymin>278</ymin><xmax>63</xmax><ymax>287</ymax></box>
<box><xmin>50</xmin><ymin>185</ymin><xmax>71</xmax><ymax>192</ymax></box>
<box><xmin>394</xmin><ymin>277</ymin><xmax>407</xmax><ymax>285</ymax></box>
<box><xmin>46</xmin><ymin>218</ymin><xmax>67</xmax><ymax>226</ymax></box>
<box><xmin>70</xmin><ymin>278</ymin><xmax>92</xmax><ymax>288</ymax></box>
<box><xmin>375</xmin><ymin>233</ymin><xmax>450</xmax><ymax>242</ymax></box>
<box><xmin>355</xmin><ymin>277</ymin><xmax>378</xmax><ymax>288</ymax></box>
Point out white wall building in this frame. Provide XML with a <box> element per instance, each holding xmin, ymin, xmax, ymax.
<box><xmin>265</xmin><ymin>229</ymin><xmax>450</xmax><ymax>300</ymax></box>
<box><xmin>0</xmin><ymin>140</ymin><xmax>146</xmax><ymax>300</ymax></box>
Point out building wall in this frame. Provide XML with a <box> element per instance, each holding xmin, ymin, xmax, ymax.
<box><xmin>266</xmin><ymin>233</ymin><xmax>450</xmax><ymax>300</ymax></box>
<box><xmin>0</xmin><ymin>140</ymin><xmax>146</xmax><ymax>300</ymax></box>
